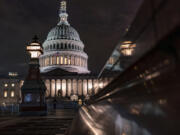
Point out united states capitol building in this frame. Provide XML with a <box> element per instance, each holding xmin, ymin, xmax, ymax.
<box><xmin>0</xmin><ymin>1</ymin><xmax>114</xmax><ymax>106</ymax></box>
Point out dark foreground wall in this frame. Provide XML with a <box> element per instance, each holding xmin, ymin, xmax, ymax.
<box><xmin>66</xmin><ymin>0</ymin><xmax>180</xmax><ymax>135</ymax></box>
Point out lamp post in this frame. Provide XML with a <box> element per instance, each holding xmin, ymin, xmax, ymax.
<box><xmin>20</xmin><ymin>36</ymin><xmax>47</xmax><ymax>116</ymax></box>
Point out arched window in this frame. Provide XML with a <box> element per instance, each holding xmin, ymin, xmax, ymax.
<box><xmin>60</xmin><ymin>56</ymin><xmax>63</xmax><ymax>64</ymax></box>
<box><xmin>68</xmin><ymin>57</ymin><xmax>71</xmax><ymax>65</ymax></box>
<box><xmin>52</xmin><ymin>56</ymin><xmax>56</xmax><ymax>65</ymax></box>
<box><xmin>57</xmin><ymin>56</ymin><xmax>60</xmax><ymax>65</ymax></box>
<box><xmin>53</xmin><ymin>44</ymin><xmax>55</xmax><ymax>49</ymax></box>
<box><xmin>64</xmin><ymin>56</ymin><xmax>68</xmax><ymax>65</ymax></box>
<box><xmin>72</xmin><ymin>44</ymin><xmax>74</xmax><ymax>49</ymax></box>
<box><xmin>4</xmin><ymin>91</ymin><xmax>8</xmax><ymax>98</ymax></box>
<box><xmin>60</xmin><ymin>43</ymin><xmax>63</xmax><ymax>49</ymax></box>
<box><xmin>11</xmin><ymin>91</ymin><xmax>15</xmax><ymax>98</ymax></box>
<box><xmin>68</xmin><ymin>44</ymin><xmax>71</xmax><ymax>49</ymax></box>
<box><xmin>50</xmin><ymin>45</ymin><xmax>52</xmax><ymax>49</ymax></box>
<box><xmin>65</xmin><ymin>44</ymin><xmax>67</xmax><ymax>49</ymax></box>
<box><xmin>57</xmin><ymin>44</ymin><xmax>60</xmax><ymax>49</ymax></box>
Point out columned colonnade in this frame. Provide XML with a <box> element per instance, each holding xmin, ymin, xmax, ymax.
<box><xmin>44</xmin><ymin>78</ymin><xmax>112</xmax><ymax>99</ymax></box>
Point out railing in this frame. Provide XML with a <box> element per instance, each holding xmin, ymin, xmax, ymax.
<box><xmin>0</xmin><ymin>104</ymin><xmax>19</xmax><ymax>116</ymax></box>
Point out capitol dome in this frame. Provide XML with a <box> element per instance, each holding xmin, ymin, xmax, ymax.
<box><xmin>47</xmin><ymin>24</ymin><xmax>81</xmax><ymax>41</ymax></box>
<box><xmin>39</xmin><ymin>1</ymin><xmax>90</xmax><ymax>74</ymax></box>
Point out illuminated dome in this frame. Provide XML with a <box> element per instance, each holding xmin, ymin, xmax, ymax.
<box><xmin>47</xmin><ymin>25</ymin><xmax>81</xmax><ymax>41</ymax></box>
<box><xmin>39</xmin><ymin>1</ymin><xmax>90</xmax><ymax>74</ymax></box>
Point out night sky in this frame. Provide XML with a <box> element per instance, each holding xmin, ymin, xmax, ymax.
<box><xmin>0</xmin><ymin>0</ymin><xmax>142</xmax><ymax>75</ymax></box>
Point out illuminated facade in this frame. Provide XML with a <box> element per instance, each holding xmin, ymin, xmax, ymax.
<box><xmin>41</xmin><ymin>72</ymin><xmax>111</xmax><ymax>100</ymax></box>
<box><xmin>38</xmin><ymin>1</ymin><xmax>112</xmax><ymax>101</ymax></box>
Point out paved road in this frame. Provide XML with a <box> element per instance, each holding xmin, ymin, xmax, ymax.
<box><xmin>0</xmin><ymin>109</ymin><xmax>76</xmax><ymax>135</ymax></box>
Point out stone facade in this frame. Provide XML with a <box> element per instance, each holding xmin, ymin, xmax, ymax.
<box><xmin>0</xmin><ymin>77</ymin><xmax>22</xmax><ymax>106</ymax></box>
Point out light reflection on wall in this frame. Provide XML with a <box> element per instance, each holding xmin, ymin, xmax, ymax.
<box><xmin>99</xmin><ymin>80</ymin><xmax>103</xmax><ymax>89</ymax></box>
<box><xmin>93</xmin><ymin>79</ymin><xmax>99</xmax><ymax>94</ymax></box>
<box><xmin>104</xmin><ymin>78</ymin><xmax>108</xmax><ymax>87</ymax></box>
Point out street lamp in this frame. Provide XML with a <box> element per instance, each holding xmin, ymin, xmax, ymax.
<box><xmin>20</xmin><ymin>35</ymin><xmax>47</xmax><ymax>116</ymax></box>
<box><xmin>26</xmin><ymin>36</ymin><xmax>43</xmax><ymax>59</ymax></box>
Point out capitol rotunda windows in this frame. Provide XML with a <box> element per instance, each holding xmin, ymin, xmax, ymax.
<box><xmin>40</xmin><ymin>55</ymin><xmax>88</xmax><ymax>68</ymax></box>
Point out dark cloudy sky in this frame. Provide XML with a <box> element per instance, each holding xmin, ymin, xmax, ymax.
<box><xmin>0</xmin><ymin>0</ymin><xmax>143</xmax><ymax>75</ymax></box>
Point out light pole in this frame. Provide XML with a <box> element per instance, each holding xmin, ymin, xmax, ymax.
<box><xmin>20</xmin><ymin>36</ymin><xmax>47</xmax><ymax>116</ymax></box>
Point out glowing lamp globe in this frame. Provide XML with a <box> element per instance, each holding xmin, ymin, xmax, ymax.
<box><xmin>120</xmin><ymin>41</ymin><xmax>136</xmax><ymax>56</ymax></box>
<box><xmin>26</xmin><ymin>36</ymin><xmax>43</xmax><ymax>59</ymax></box>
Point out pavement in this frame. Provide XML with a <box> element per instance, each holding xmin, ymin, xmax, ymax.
<box><xmin>0</xmin><ymin>109</ymin><xmax>76</xmax><ymax>135</ymax></box>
